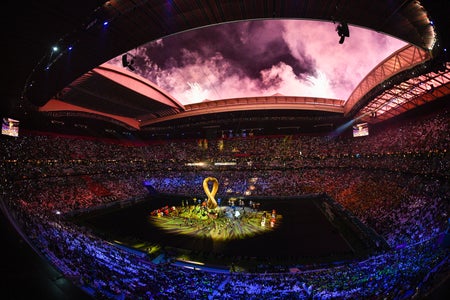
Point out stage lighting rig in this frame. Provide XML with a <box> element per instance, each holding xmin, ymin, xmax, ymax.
<box><xmin>121</xmin><ymin>53</ymin><xmax>135</xmax><ymax>71</ymax></box>
<box><xmin>336</xmin><ymin>22</ymin><xmax>350</xmax><ymax>44</ymax></box>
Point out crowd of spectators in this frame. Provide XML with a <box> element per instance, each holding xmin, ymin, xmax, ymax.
<box><xmin>0</xmin><ymin>106</ymin><xmax>448</xmax><ymax>299</ymax></box>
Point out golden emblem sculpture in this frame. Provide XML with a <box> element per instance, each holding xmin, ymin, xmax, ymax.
<box><xmin>203</xmin><ymin>177</ymin><xmax>219</xmax><ymax>209</ymax></box>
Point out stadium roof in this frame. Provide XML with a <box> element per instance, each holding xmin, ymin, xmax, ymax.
<box><xmin>6</xmin><ymin>0</ymin><xmax>450</xmax><ymax>137</ymax></box>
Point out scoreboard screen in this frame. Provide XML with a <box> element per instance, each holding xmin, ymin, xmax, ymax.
<box><xmin>352</xmin><ymin>122</ymin><xmax>369</xmax><ymax>137</ymax></box>
<box><xmin>2</xmin><ymin>117</ymin><xmax>20</xmax><ymax>137</ymax></box>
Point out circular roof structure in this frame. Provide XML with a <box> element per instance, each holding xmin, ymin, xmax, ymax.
<box><xmin>7</xmin><ymin>0</ymin><xmax>450</xmax><ymax>136</ymax></box>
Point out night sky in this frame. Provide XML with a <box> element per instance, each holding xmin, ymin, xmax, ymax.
<box><xmin>108</xmin><ymin>19</ymin><xmax>407</xmax><ymax>104</ymax></box>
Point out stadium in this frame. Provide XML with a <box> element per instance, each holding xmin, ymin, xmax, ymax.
<box><xmin>2</xmin><ymin>1</ymin><xmax>449</xmax><ymax>299</ymax></box>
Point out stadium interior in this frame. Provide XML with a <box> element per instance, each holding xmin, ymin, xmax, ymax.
<box><xmin>2</xmin><ymin>1</ymin><xmax>449</xmax><ymax>299</ymax></box>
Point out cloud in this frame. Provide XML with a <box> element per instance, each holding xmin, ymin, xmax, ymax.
<box><xmin>108</xmin><ymin>19</ymin><xmax>407</xmax><ymax>104</ymax></box>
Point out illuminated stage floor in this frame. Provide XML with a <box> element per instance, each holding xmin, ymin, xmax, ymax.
<box><xmin>70</xmin><ymin>194</ymin><xmax>373</xmax><ymax>269</ymax></box>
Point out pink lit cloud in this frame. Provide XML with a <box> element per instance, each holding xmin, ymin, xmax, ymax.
<box><xmin>108</xmin><ymin>19</ymin><xmax>407</xmax><ymax>105</ymax></box>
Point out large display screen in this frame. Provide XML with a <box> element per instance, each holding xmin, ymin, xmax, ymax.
<box><xmin>352</xmin><ymin>122</ymin><xmax>369</xmax><ymax>137</ymax></box>
<box><xmin>2</xmin><ymin>117</ymin><xmax>20</xmax><ymax>137</ymax></box>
